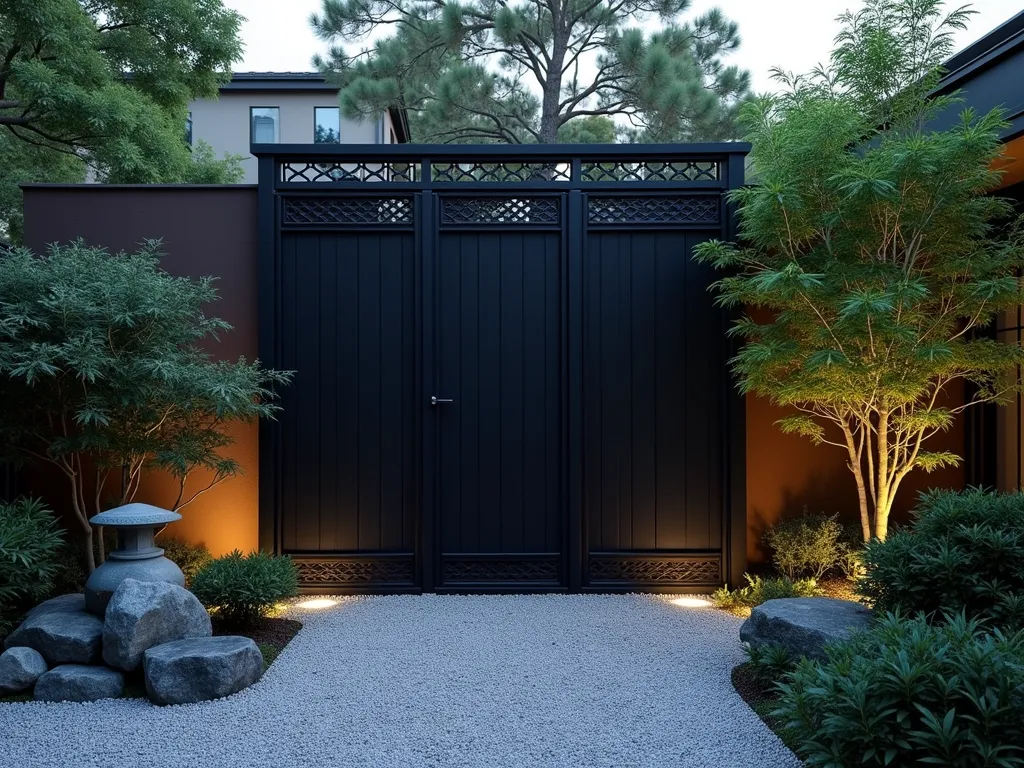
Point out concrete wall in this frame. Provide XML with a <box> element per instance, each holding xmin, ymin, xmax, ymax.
<box><xmin>22</xmin><ymin>185</ymin><xmax>261</xmax><ymax>556</ymax></box>
<box><xmin>188</xmin><ymin>92</ymin><xmax>381</xmax><ymax>182</ymax></box>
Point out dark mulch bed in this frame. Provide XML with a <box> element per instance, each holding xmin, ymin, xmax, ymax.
<box><xmin>816</xmin><ymin>576</ymin><xmax>861</xmax><ymax>602</ymax></box>
<box><xmin>732</xmin><ymin>663</ymin><xmax>802</xmax><ymax>755</ymax></box>
<box><xmin>0</xmin><ymin>614</ymin><xmax>302</xmax><ymax>704</ymax></box>
<box><xmin>212</xmin><ymin>616</ymin><xmax>303</xmax><ymax>669</ymax></box>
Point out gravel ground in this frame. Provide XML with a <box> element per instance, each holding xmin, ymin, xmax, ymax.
<box><xmin>0</xmin><ymin>594</ymin><xmax>800</xmax><ymax>768</ymax></box>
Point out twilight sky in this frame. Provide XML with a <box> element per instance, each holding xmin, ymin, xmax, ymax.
<box><xmin>223</xmin><ymin>0</ymin><xmax>1022</xmax><ymax>94</ymax></box>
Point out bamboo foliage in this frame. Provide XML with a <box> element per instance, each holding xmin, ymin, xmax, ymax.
<box><xmin>695</xmin><ymin>0</ymin><xmax>1024</xmax><ymax>541</ymax></box>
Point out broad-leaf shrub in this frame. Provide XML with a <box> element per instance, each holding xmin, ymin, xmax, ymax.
<box><xmin>0</xmin><ymin>498</ymin><xmax>64</xmax><ymax>636</ymax></box>
<box><xmin>192</xmin><ymin>550</ymin><xmax>298</xmax><ymax>626</ymax></box>
<box><xmin>0</xmin><ymin>498</ymin><xmax>64</xmax><ymax>607</ymax></box>
<box><xmin>776</xmin><ymin>613</ymin><xmax>1024</xmax><ymax>767</ymax></box>
<box><xmin>763</xmin><ymin>511</ymin><xmax>855</xmax><ymax>579</ymax></box>
<box><xmin>158</xmin><ymin>537</ymin><xmax>212</xmax><ymax>588</ymax></box>
<box><xmin>712</xmin><ymin>573</ymin><xmax>818</xmax><ymax>611</ymax></box>
<box><xmin>858</xmin><ymin>488</ymin><xmax>1024</xmax><ymax>629</ymax></box>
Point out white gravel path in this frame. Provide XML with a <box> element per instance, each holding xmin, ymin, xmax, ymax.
<box><xmin>0</xmin><ymin>594</ymin><xmax>800</xmax><ymax>768</ymax></box>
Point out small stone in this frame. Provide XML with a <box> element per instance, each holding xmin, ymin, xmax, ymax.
<box><xmin>24</xmin><ymin>594</ymin><xmax>87</xmax><ymax>622</ymax></box>
<box><xmin>740</xmin><ymin>597</ymin><xmax>872</xmax><ymax>661</ymax></box>
<box><xmin>0</xmin><ymin>647</ymin><xmax>48</xmax><ymax>694</ymax></box>
<box><xmin>144</xmin><ymin>636</ymin><xmax>263</xmax><ymax>705</ymax></box>
<box><xmin>4</xmin><ymin>610</ymin><xmax>103</xmax><ymax>666</ymax></box>
<box><xmin>33</xmin><ymin>665</ymin><xmax>124</xmax><ymax>702</ymax></box>
<box><xmin>102</xmin><ymin>578</ymin><xmax>212</xmax><ymax>672</ymax></box>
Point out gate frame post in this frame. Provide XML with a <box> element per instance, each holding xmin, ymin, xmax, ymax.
<box><xmin>723</xmin><ymin>150</ymin><xmax>748</xmax><ymax>589</ymax></box>
<box><xmin>257</xmin><ymin>153</ymin><xmax>279</xmax><ymax>555</ymax></box>
<box><xmin>566</xmin><ymin>181</ymin><xmax>585</xmax><ymax>592</ymax></box>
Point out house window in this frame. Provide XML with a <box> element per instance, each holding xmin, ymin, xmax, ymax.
<box><xmin>251</xmin><ymin>107</ymin><xmax>280</xmax><ymax>144</ymax></box>
<box><xmin>314</xmin><ymin>107</ymin><xmax>341</xmax><ymax>144</ymax></box>
<box><xmin>185</xmin><ymin>112</ymin><xmax>193</xmax><ymax>146</ymax></box>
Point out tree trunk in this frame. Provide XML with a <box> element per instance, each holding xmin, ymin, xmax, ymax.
<box><xmin>538</xmin><ymin>10</ymin><xmax>567</xmax><ymax>143</ymax></box>
<box><xmin>82</xmin><ymin>526</ymin><xmax>96</xmax><ymax>574</ymax></box>
<box><xmin>96</xmin><ymin>526</ymin><xmax>106</xmax><ymax>564</ymax></box>
<box><xmin>841</xmin><ymin>423</ymin><xmax>873</xmax><ymax>542</ymax></box>
<box><xmin>69</xmin><ymin>472</ymin><xmax>97</xmax><ymax>574</ymax></box>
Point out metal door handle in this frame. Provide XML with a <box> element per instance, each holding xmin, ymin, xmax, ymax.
<box><xmin>430</xmin><ymin>396</ymin><xmax>454</xmax><ymax>406</ymax></box>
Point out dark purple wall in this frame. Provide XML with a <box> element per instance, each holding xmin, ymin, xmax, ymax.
<box><xmin>21</xmin><ymin>185</ymin><xmax>262</xmax><ymax>554</ymax></box>
<box><xmin>23</xmin><ymin>185</ymin><xmax>258</xmax><ymax>360</ymax></box>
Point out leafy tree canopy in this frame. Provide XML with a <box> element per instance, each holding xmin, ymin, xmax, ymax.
<box><xmin>0</xmin><ymin>241</ymin><xmax>291</xmax><ymax>572</ymax></box>
<box><xmin>0</xmin><ymin>0</ymin><xmax>244</xmax><ymax>237</ymax></box>
<box><xmin>310</xmin><ymin>0</ymin><xmax>751</xmax><ymax>143</ymax></box>
<box><xmin>695</xmin><ymin>0</ymin><xmax>1024</xmax><ymax>542</ymax></box>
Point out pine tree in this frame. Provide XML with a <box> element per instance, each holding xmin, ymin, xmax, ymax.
<box><xmin>310</xmin><ymin>0</ymin><xmax>750</xmax><ymax>143</ymax></box>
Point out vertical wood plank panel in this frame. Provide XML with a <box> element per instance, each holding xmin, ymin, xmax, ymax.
<box><xmin>631</xmin><ymin>234</ymin><xmax>657</xmax><ymax>550</ymax></box>
<box><xmin>318</xmin><ymin>235</ymin><xmax>339</xmax><ymax>551</ymax></box>
<box><xmin>357</xmin><ymin>235</ymin><xmax>382</xmax><ymax>551</ymax></box>
<box><xmin>334</xmin><ymin>232</ymin><xmax>361</xmax><ymax>551</ymax></box>
<box><xmin>380</xmin><ymin>233</ymin><xmax>405</xmax><ymax>549</ymax></box>
<box><xmin>476</xmin><ymin>232</ymin><xmax>502</xmax><ymax>552</ymax></box>
<box><xmin>499</xmin><ymin>235</ymin><xmax>526</xmax><ymax>554</ymax></box>
<box><xmin>294</xmin><ymin>235</ymin><xmax>321</xmax><ymax>551</ymax></box>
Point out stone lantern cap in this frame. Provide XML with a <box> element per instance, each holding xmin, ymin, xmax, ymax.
<box><xmin>90</xmin><ymin>503</ymin><xmax>181</xmax><ymax>527</ymax></box>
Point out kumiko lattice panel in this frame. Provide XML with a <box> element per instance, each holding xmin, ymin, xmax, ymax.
<box><xmin>440</xmin><ymin>196</ymin><xmax>560</xmax><ymax>226</ymax></box>
<box><xmin>281</xmin><ymin>161</ymin><xmax>418</xmax><ymax>183</ymax></box>
<box><xmin>282</xmin><ymin>196</ymin><xmax>413</xmax><ymax>226</ymax></box>
<box><xmin>588</xmin><ymin>196</ymin><xmax>720</xmax><ymax>226</ymax></box>
<box><xmin>431</xmin><ymin>162</ymin><xmax>570</xmax><ymax>183</ymax></box>
<box><xmin>581</xmin><ymin>160</ymin><xmax>719</xmax><ymax>182</ymax></box>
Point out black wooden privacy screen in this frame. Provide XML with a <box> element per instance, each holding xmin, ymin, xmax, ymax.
<box><xmin>254</xmin><ymin>143</ymin><xmax>749</xmax><ymax>593</ymax></box>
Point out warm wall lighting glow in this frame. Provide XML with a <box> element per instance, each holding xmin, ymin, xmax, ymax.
<box><xmin>295</xmin><ymin>598</ymin><xmax>338</xmax><ymax>610</ymax></box>
<box><xmin>670</xmin><ymin>597</ymin><xmax>711</xmax><ymax>608</ymax></box>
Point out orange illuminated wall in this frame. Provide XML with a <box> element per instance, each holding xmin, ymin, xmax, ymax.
<box><xmin>22</xmin><ymin>185</ymin><xmax>261</xmax><ymax>557</ymax></box>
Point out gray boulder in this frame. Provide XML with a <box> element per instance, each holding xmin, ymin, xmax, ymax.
<box><xmin>144</xmin><ymin>636</ymin><xmax>263</xmax><ymax>705</ymax></box>
<box><xmin>102</xmin><ymin>578</ymin><xmax>212</xmax><ymax>672</ymax></box>
<box><xmin>34</xmin><ymin>664</ymin><xmax>124</xmax><ymax>703</ymax></box>
<box><xmin>24</xmin><ymin>593</ymin><xmax>86</xmax><ymax>621</ymax></box>
<box><xmin>0</xmin><ymin>647</ymin><xmax>48</xmax><ymax>694</ymax></box>
<box><xmin>740</xmin><ymin>597</ymin><xmax>872</xmax><ymax>661</ymax></box>
<box><xmin>4</xmin><ymin>610</ymin><xmax>103</xmax><ymax>665</ymax></box>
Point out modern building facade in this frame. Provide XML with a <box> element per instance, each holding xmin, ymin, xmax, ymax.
<box><xmin>187</xmin><ymin>73</ymin><xmax>410</xmax><ymax>183</ymax></box>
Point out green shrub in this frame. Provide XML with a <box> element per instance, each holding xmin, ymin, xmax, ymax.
<box><xmin>858</xmin><ymin>488</ymin><xmax>1024</xmax><ymax>630</ymax></box>
<box><xmin>744</xmin><ymin>643</ymin><xmax>796</xmax><ymax>684</ymax></box>
<box><xmin>191</xmin><ymin>550</ymin><xmax>298</xmax><ymax>626</ymax></box>
<box><xmin>158</xmin><ymin>537</ymin><xmax>212</xmax><ymax>588</ymax></box>
<box><xmin>764</xmin><ymin>510</ymin><xmax>855</xmax><ymax>580</ymax></box>
<box><xmin>712</xmin><ymin>573</ymin><xmax>819</xmax><ymax>611</ymax></box>
<box><xmin>0</xmin><ymin>498</ymin><xmax>64</xmax><ymax>610</ymax></box>
<box><xmin>775</xmin><ymin>612</ymin><xmax>1024</xmax><ymax>767</ymax></box>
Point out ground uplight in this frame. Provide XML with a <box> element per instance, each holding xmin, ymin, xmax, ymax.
<box><xmin>295</xmin><ymin>598</ymin><xmax>338</xmax><ymax>610</ymax></box>
<box><xmin>670</xmin><ymin>597</ymin><xmax>711</xmax><ymax>608</ymax></box>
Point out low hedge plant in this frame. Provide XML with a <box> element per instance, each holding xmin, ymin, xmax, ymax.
<box><xmin>775</xmin><ymin>612</ymin><xmax>1024</xmax><ymax>767</ymax></box>
<box><xmin>192</xmin><ymin>550</ymin><xmax>298</xmax><ymax>627</ymax></box>
<box><xmin>858</xmin><ymin>488</ymin><xmax>1024</xmax><ymax>630</ymax></box>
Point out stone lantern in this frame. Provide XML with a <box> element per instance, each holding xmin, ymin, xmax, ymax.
<box><xmin>84</xmin><ymin>503</ymin><xmax>186</xmax><ymax>616</ymax></box>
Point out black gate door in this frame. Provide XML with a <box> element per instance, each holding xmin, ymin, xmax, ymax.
<box><xmin>434</xmin><ymin>203</ymin><xmax>565</xmax><ymax>589</ymax></box>
<box><xmin>256</xmin><ymin>146</ymin><xmax>748</xmax><ymax>593</ymax></box>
